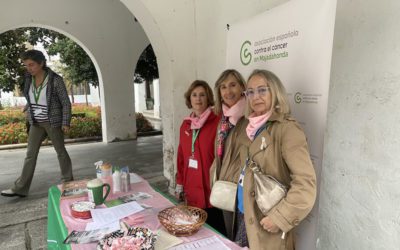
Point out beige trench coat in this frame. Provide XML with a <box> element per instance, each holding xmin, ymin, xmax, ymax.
<box><xmin>237</xmin><ymin>113</ymin><xmax>317</xmax><ymax>250</ymax></box>
<box><xmin>209</xmin><ymin>117</ymin><xmax>247</xmax><ymax>239</ymax></box>
<box><xmin>210</xmin><ymin>118</ymin><xmax>247</xmax><ymax>185</ymax></box>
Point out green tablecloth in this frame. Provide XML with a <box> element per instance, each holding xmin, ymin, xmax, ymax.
<box><xmin>47</xmin><ymin>186</ymin><xmax>72</xmax><ymax>250</ymax></box>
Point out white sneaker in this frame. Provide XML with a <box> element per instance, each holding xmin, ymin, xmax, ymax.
<box><xmin>1</xmin><ymin>189</ymin><xmax>26</xmax><ymax>197</ymax></box>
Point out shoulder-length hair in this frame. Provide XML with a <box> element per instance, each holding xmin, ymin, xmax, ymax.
<box><xmin>184</xmin><ymin>80</ymin><xmax>215</xmax><ymax>109</ymax></box>
<box><xmin>214</xmin><ymin>69</ymin><xmax>246</xmax><ymax>115</ymax></box>
<box><xmin>20</xmin><ymin>49</ymin><xmax>47</xmax><ymax>69</ymax></box>
<box><xmin>246</xmin><ymin>69</ymin><xmax>290</xmax><ymax>116</ymax></box>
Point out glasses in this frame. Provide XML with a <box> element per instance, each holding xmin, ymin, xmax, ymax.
<box><xmin>244</xmin><ymin>86</ymin><xmax>270</xmax><ymax>99</ymax></box>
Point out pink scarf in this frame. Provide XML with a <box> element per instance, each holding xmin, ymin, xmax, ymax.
<box><xmin>222</xmin><ymin>97</ymin><xmax>246</xmax><ymax>126</ymax></box>
<box><xmin>184</xmin><ymin>107</ymin><xmax>213</xmax><ymax>130</ymax></box>
<box><xmin>246</xmin><ymin>110</ymin><xmax>272</xmax><ymax>141</ymax></box>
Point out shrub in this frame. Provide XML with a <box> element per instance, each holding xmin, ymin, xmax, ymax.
<box><xmin>0</xmin><ymin>106</ymin><xmax>102</xmax><ymax>145</ymax></box>
<box><xmin>72</xmin><ymin>104</ymin><xmax>100</xmax><ymax>118</ymax></box>
<box><xmin>66</xmin><ymin>116</ymin><xmax>102</xmax><ymax>139</ymax></box>
<box><xmin>0</xmin><ymin>110</ymin><xmax>26</xmax><ymax>126</ymax></box>
<box><xmin>136</xmin><ymin>112</ymin><xmax>154</xmax><ymax>132</ymax></box>
<box><xmin>0</xmin><ymin>107</ymin><xmax>156</xmax><ymax>145</ymax></box>
<box><xmin>0</xmin><ymin>122</ymin><xmax>28</xmax><ymax>144</ymax></box>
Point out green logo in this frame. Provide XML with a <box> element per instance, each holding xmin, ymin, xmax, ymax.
<box><xmin>294</xmin><ymin>92</ymin><xmax>302</xmax><ymax>104</ymax></box>
<box><xmin>240</xmin><ymin>40</ymin><xmax>252</xmax><ymax>66</ymax></box>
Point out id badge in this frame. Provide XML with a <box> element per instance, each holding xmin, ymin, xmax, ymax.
<box><xmin>188</xmin><ymin>157</ymin><xmax>198</xmax><ymax>169</ymax></box>
<box><xmin>238</xmin><ymin>164</ymin><xmax>247</xmax><ymax>187</ymax></box>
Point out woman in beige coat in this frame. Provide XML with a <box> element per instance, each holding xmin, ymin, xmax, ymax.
<box><xmin>209</xmin><ymin>69</ymin><xmax>246</xmax><ymax>238</ymax></box>
<box><xmin>234</xmin><ymin>69</ymin><xmax>317</xmax><ymax>249</ymax></box>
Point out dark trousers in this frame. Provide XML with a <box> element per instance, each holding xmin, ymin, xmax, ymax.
<box><xmin>234</xmin><ymin>210</ymin><xmax>249</xmax><ymax>247</ymax></box>
<box><xmin>12</xmin><ymin>123</ymin><xmax>73</xmax><ymax>196</ymax></box>
<box><xmin>204</xmin><ymin>207</ymin><xmax>227</xmax><ymax>237</ymax></box>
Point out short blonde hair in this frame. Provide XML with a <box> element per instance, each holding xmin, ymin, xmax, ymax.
<box><xmin>184</xmin><ymin>80</ymin><xmax>215</xmax><ymax>109</ymax></box>
<box><xmin>246</xmin><ymin>69</ymin><xmax>290</xmax><ymax>116</ymax></box>
<box><xmin>214</xmin><ymin>69</ymin><xmax>246</xmax><ymax>115</ymax></box>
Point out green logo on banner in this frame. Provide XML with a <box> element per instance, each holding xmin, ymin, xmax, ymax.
<box><xmin>240</xmin><ymin>40</ymin><xmax>252</xmax><ymax>66</ymax></box>
<box><xmin>294</xmin><ymin>92</ymin><xmax>302</xmax><ymax>103</ymax></box>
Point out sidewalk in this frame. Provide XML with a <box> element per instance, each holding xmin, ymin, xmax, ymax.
<box><xmin>0</xmin><ymin>135</ymin><xmax>168</xmax><ymax>249</ymax></box>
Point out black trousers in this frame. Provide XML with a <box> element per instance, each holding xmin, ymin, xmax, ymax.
<box><xmin>204</xmin><ymin>207</ymin><xmax>227</xmax><ymax>237</ymax></box>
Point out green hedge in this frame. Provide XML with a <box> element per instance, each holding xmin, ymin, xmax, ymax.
<box><xmin>0</xmin><ymin>105</ymin><xmax>102</xmax><ymax>145</ymax></box>
<box><xmin>0</xmin><ymin>106</ymin><xmax>155</xmax><ymax>145</ymax></box>
<box><xmin>0</xmin><ymin>122</ymin><xmax>28</xmax><ymax>144</ymax></box>
<box><xmin>65</xmin><ymin>117</ymin><xmax>102</xmax><ymax>139</ymax></box>
<box><xmin>136</xmin><ymin>112</ymin><xmax>154</xmax><ymax>132</ymax></box>
<box><xmin>0</xmin><ymin>110</ymin><xmax>26</xmax><ymax>126</ymax></box>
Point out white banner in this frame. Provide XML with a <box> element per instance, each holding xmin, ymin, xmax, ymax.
<box><xmin>226</xmin><ymin>0</ymin><xmax>337</xmax><ymax>249</ymax></box>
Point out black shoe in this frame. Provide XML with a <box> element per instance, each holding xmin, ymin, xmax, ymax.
<box><xmin>1</xmin><ymin>189</ymin><xmax>26</xmax><ymax>198</ymax></box>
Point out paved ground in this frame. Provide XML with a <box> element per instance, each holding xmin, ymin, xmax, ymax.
<box><xmin>0</xmin><ymin>135</ymin><xmax>169</xmax><ymax>250</ymax></box>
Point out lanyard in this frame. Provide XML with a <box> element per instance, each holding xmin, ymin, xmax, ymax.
<box><xmin>32</xmin><ymin>74</ymin><xmax>48</xmax><ymax>104</ymax></box>
<box><xmin>246</xmin><ymin>120</ymin><xmax>273</xmax><ymax>164</ymax></box>
<box><xmin>191</xmin><ymin>129</ymin><xmax>200</xmax><ymax>155</ymax></box>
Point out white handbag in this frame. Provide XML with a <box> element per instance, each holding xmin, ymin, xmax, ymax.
<box><xmin>209</xmin><ymin>166</ymin><xmax>237</xmax><ymax>212</ymax></box>
<box><xmin>210</xmin><ymin>180</ymin><xmax>237</xmax><ymax>212</ymax></box>
<box><xmin>248</xmin><ymin>160</ymin><xmax>287</xmax><ymax>216</ymax></box>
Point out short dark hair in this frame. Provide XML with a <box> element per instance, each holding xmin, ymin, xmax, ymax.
<box><xmin>20</xmin><ymin>50</ymin><xmax>47</xmax><ymax>68</ymax></box>
<box><xmin>184</xmin><ymin>80</ymin><xmax>215</xmax><ymax>109</ymax></box>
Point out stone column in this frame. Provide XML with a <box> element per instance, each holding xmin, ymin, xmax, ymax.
<box><xmin>153</xmin><ymin>79</ymin><xmax>160</xmax><ymax>118</ymax></box>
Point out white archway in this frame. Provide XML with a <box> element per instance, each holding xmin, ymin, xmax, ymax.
<box><xmin>0</xmin><ymin>0</ymin><xmax>150</xmax><ymax>144</ymax></box>
<box><xmin>120</xmin><ymin>0</ymin><xmax>177</xmax><ymax>184</ymax></box>
<box><xmin>1</xmin><ymin>24</ymin><xmax>105</xmax><ymax>122</ymax></box>
<box><xmin>1</xmin><ymin>0</ymin><xmax>177</xmax><ymax>189</ymax></box>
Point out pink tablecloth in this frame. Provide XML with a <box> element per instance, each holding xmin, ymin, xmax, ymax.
<box><xmin>59</xmin><ymin>176</ymin><xmax>246</xmax><ymax>250</ymax></box>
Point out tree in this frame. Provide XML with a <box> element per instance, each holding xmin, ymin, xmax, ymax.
<box><xmin>0</xmin><ymin>29</ymin><xmax>28</xmax><ymax>92</ymax></box>
<box><xmin>134</xmin><ymin>44</ymin><xmax>158</xmax><ymax>84</ymax></box>
<box><xmin>47</xmin><ymin>37</ymin><xmax>98</xmax><ymax>88</ymax></box>
<box><xmin>56</xmin><ymin>65</ymin><xmax>75</xmax><ymax>103</ymax></box>
<box><xmin>134</xmin><ymin>45</ymin><xmax>159</xmax><ymax>109</ymax></box>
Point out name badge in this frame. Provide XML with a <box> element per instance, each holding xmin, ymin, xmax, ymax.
<box><xmin>188</xmin><ymin>158</ymin><xmax>198</xmax><ymax>169</ymax></box>
<box><xmin>238</xmin><ymin>165</ymin><xmax>246</xmax><ymax>187</ymax></box>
